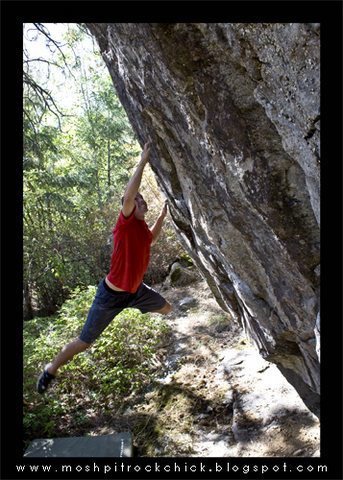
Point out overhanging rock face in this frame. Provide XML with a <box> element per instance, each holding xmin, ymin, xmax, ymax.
<box><xmin>86</xmin><ymin>23</ymin><xmax>320</xmax><ymax>416</ymax></box>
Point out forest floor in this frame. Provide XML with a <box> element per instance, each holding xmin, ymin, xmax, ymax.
<box><xmin>88</xmin><ymin>278</ymin><xmax>320</xmax><ymax>457</ymax></box>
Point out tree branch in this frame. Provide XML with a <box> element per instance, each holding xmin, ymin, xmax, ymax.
<box><xmin>23</xmin><ymin>71</ymin><xmax>64</xmax><ymax>128</ymax></box>
<box><xmin>33</xmin><ymin>23</ymin><xmax>76</xmax><ymax>80</ymax></box>
<box><xmin>23</xmin><ymin>58</ymin><xmax>61</xmax><ymax>68</ymax></box>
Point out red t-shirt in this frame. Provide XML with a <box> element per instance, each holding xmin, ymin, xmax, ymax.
<box><xmin>106</xmin><ymin>207</ymin><xmax>153</xmax><ymax>293</ymax></box>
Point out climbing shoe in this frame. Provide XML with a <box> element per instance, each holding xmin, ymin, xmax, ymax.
<box><xmin>36</xmin><ymin>368</ymin><xmax>55</xmax><ymax>394</ymax></box>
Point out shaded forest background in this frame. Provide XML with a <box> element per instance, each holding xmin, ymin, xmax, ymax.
<box><xmin>23</xmin><ymin>23</ymin><xmax>184</xmax><ymax>321</ymax></box>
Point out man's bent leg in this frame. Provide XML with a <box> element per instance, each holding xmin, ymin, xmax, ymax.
<box><xmin>131</xmin><ymin>283</ymin><xmax>171</xmax><ymax>315</ymax></box>
<box><xmin>46</xmin><ymin>338</ymin><xmax>90</xmax><ymax>376</ymax></box>
<box><xmin>152</xmin><ymin>301</ymin><xmax>171</xmax><ymax>315</ymax></box>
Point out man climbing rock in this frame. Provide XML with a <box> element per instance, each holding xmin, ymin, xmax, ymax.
<box><xmin>37</xmin><ymin>141</ymin><xmax>171</xmax><ymax>393</ymax></box>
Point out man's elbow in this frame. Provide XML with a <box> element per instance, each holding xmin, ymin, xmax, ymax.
<box><xmin>123</xmin><ymin>191</ymin><xmax>135</xmax><ymax>203</ymax></box>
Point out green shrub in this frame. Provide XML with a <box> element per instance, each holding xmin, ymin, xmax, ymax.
<box><xmin>23</xmin><ymin>284</ymin><xmax>170</xmax><ymax>448</ymax></box>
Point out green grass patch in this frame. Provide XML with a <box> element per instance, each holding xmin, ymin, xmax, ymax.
<box><xmin>23</xmin><ymin>284</ymin><xmax>170</xmax><ymax>449</ymax></box>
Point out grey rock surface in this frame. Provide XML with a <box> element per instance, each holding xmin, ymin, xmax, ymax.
<box><xmin>24</xmin><ymin>433</ymin><xmax>133</xmax><ymax>457</ymax></box>
<box><xmin>86</xmin><ymin>23</ymin><xmax>320</xmax><ymax>416</ymax></box>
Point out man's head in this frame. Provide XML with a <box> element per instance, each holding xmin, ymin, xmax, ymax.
<box><xmin>121</xmin><ymin>192</ymin><xmax>148</xmax><ymax>218</ymax></box>
<box><xmin>134</xmin><ymin>192</ymin><xmax>148</xmax><ymax>215</ymax></box>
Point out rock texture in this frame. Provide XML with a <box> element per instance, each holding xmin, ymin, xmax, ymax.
<box><xmin>86</xmin><ymin>23</ymin><xmax>320</xmax><ymax>416</ymax></box>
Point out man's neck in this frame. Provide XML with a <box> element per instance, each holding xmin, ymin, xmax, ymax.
<box><xmin>135</xmin><ymin>211</ymin><xmax>145</xmax><ymax>221</ymax></box>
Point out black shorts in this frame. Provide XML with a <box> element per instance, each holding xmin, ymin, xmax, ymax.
<box><xmin>79</xmin><ymin>279</ymin><xmax>167</xmax><ymax>344</ymax></box>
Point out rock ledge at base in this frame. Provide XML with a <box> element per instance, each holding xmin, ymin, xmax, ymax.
<box><xmin>24</xmin><ymin>433</ymin><xmax>133</xmax><ymax>457</ymax></box>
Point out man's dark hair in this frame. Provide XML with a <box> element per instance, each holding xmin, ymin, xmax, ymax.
<box><xmin>121</xmin><ymin>192</ymin><xmax>142</xmax><ymax>206</ymax></box>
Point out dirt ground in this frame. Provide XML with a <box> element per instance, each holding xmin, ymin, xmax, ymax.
<box><xmin>93</xmin><ymin>279</ymin><xmax>320</xmax><ymax>457</ymax></box>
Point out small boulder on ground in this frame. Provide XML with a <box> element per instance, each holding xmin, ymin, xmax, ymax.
<box><xmin>167</xmin><ymin>262</ymin><xmax>200</xmax><ymax>287</ymax></box>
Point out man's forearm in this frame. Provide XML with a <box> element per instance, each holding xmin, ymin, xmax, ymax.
<box><xmin>151</xmin><ymin>214</ymin><xmax>165</xmax><ymax>246</ymax></box>
<box><xmin>124</xmin><ymin>159</ymin><xmax>147</xmax><ymax>200</ymax></box>
<box><xmin>124</xmin><ymin>142</ymin><xmax>150</xmax><ymax>200</ymax></box>
<box><xmin>151</xmin><ymin>201</ymin><xmax>168</xmax><ymax>245</ymax></box>
<box><xmin>122</xmin><ymin>142</ymin><xmax>151</xmax><ymax>218</ymax></box>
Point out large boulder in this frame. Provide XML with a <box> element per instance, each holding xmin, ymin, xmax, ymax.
<box><xmin>86</xmin><ymin>23</ymin><xmax>320</xmax><ymax>417</ymax></box>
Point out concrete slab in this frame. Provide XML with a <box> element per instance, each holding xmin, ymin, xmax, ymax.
<box><xmin>24</xmin><ymin>433</ymin><xmax>133</xmax><ymax>457</ymax></box>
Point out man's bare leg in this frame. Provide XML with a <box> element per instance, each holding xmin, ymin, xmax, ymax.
<box><xmin>46</xmin><ymin>338</ymin><xmax>90</xmax><ymax>376</ymax></box>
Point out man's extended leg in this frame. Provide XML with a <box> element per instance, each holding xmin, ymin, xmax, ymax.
<box><xmin>37</xmin><ymin>279</ymin><xmax>125</xmax><ymax>393</ymax></box>
<box><xmin>37</xmin><ymin>338</ymin><xmax>90</xmax><ymax>393</ymax></box>
<box><xmin>47</xmin><ymin>338</ymin><xmax>91</xmax><ymax>376</ymax></box>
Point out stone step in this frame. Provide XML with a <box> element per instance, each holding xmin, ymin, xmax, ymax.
<box><xmin>24</xmin><ymin>433</ymin><xmax>133</xmax><ymax>457</ymax></box>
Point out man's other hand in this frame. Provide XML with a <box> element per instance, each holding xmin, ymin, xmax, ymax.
<box><xmin>161</xmin><ymin>199</ymin><xmax>168</xmax><ymax>218</ymax></box>
<box><xmin>141</xmin><ymin>141</ymin><xmax>151</xmax><ymax>165</ymax></box>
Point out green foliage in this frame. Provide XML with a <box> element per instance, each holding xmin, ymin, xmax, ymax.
<box><xmin>22</xmin><ymin>22</ymin><xmax>185</xmax><ymax>452</ymax></box>
<box><xmin>23</xmin><ymin>22</ymin><xmax>185</xmax><ymax>317</ymax></box>
<box><xmin>23</xmin><ymin>285</ymin><xmax>170</xmax><ymax>445</ymax></box>
<box><xmin>179</xmin><ymin>253</ymin><xmax>193</xmax><ymax>266</ymax></box>
<box><xmin>23</xmin><ymin>23</ymin><xmax>140</xmax><ymax>318</ymax></box>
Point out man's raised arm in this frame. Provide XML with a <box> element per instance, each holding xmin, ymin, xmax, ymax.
<box><xmin>122</xmin><ymin>141</ymin><xmax>151</xmax><ymax>218</ymax></box>
<box><xmin>151</xmin><ymin>200</ymin><xmax>168</xmax><ymax>246</ymax></box>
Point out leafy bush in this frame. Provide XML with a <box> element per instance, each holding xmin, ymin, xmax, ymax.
<box><xmin>23</xmin><ymin>284</ymin><xmax>170</xmax><ymax>447</ymax></box>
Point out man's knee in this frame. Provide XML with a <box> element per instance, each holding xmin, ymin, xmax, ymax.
<box><xmin>157</xmin><ymin>301</ymin><xmax>171</xmax><ymax>315</ymax></box>
<box><xmin>75</xmin><ymin>338</ymin><xmax>91</xmax><ymax>351</ymax></box>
